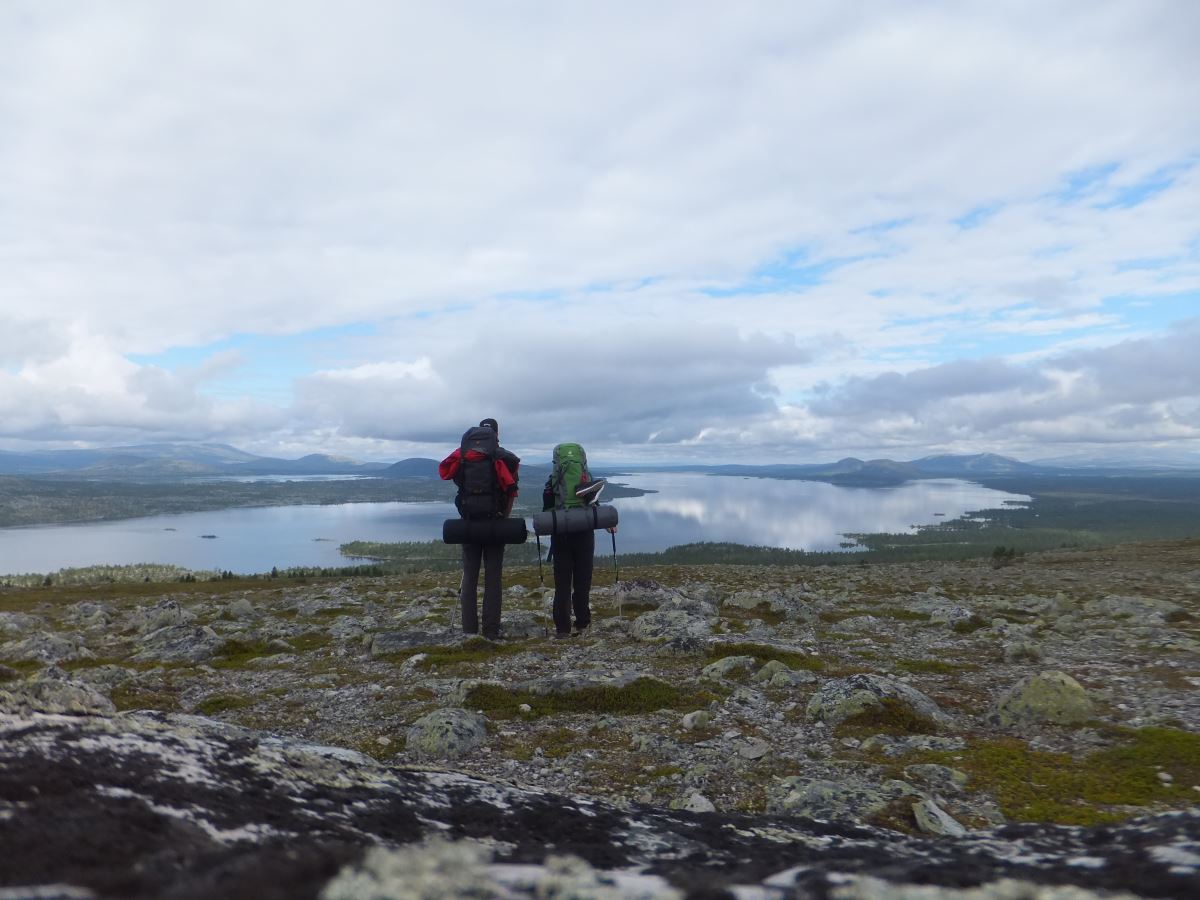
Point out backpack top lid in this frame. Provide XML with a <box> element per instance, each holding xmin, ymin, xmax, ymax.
<box><xmin>551</xmin><ymin>442</ymin><xmax>590</xmax><ymax>509</ymax></box>
<box><xmin>461</xmin><ymin>425</ymin><xmax>499</xmax><ymax>456</ymax></box>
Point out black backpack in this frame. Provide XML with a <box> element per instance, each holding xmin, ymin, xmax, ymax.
<box><xmin>456</xmin><ymin>426</ymin><xmax>502</xmax><ymax>519</ymax></box>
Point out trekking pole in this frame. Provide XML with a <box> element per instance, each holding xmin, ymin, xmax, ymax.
<box><xmin>536</xmin><ymin>532</ymin><xmax>544</xmax><ymax>586</ymax></box>
<box><xmin>611</xmin><ymin>530</ymin><xmax>619</xmax><ymax>586</ymax></box>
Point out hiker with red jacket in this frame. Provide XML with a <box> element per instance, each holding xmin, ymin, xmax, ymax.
<box><xmin>439</xmin><ymin>418</ymin><xmax>520</xmax><ymax>640</ymax></box>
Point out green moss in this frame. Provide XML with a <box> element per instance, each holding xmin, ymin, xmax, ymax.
<box><xmin>0</xmin><ymin>659</ymin><xmax>43</xmax><ymax>678</ymax></box>
<box><xmin>110</xmin><ymin>684</ymin><xmax>182</xmax><ymax>713</ymax></box>
<box><xmin>721</xmin><ymin>604</ymin><xmax>787</xmax><ymax>626</ymax></box>
<box><xmin>951</xmin><ymin>615</ymin><xmax>989</xmax><ymax>634</ymax></box>
<box><xmin>865</xmin><ymin>796</ymin><xmax>920</xmax><ymax>834</ymax></box>
<box><xmin>835</xmin><ymin>697</ymin><xmax>941</xmax><ymax>738</ymax></box>
<box><xmin>289</xmin><ymin>632</ymin><xmax>332</xmax><ymax>653</ymax></box>
<box><xmin>210</xmin><ymin>639</ymin><xmax>272</xmax><ymax>669</ymax></box>
<box><xmin>875</xmin><ymin>608</ymin><xmax>933</xmax><ymax>623</ymax></box>
<box><xmin>195</xmin><ymin>693</ymin><xmax>255</xmax><ymax>716</ymax></box>
<box><xmin>396</xmin><ymin>637</ymin><xmax>524</xmax><ymax>670</ymax></box>
<box><xmin>706</xmin><ymin>642</ymin><xmax>824</xmax><ymax>672</ymax></box>
<box><xmin>648</xmin><ymin>764</ymin><xmax>683</xmax><ymax>778</ymax></box>
<box><xmin>896</xmin><ymin>658</ymin><xmax>979</xmax><ymax>675</ymax></box>
<box><xmin>915</xmin><ymin>727</ymin><xmax>1200</xmax><ymax>825</ymax></box>
<box><xmin>464</xmin><ymin>677</ymin><xmax>711</xmax><ymax>717</ymax></box>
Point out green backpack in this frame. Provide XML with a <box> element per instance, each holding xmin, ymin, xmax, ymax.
<box><xmin>551</xmin><ymin>443</ymin><xmax>591</xmax><ymax>509</ymax></box>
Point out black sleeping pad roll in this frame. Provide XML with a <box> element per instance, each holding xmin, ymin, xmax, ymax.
<box><xmin>531</xmin><ymin>504</ymin><xmax>618</xmax><ymax>536</ymax></box>
<box><xmin>442</xmin><ymin>517</ymin><xmax>529</xmax><ymax>545</ymax></box>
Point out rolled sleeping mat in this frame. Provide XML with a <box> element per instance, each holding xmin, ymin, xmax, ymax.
<box><xmin>532</xmin><ymin>504</ymin><xmax>618</xmax><ymax>536</ymax></box>
<box><xmin>442</xmin><ymin>517</ymin><xmax>529</xmax><ymax>545</ymax></box>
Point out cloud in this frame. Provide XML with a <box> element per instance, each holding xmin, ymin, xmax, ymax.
<box><xmin>799</xmin><ymin>319</ymin><xmax>1200</xmax><ymax>453</ymax></box>
<box><xmin>295</xmin><ymin>325</ymin><xmax>812</xmax><ymax>451</ymax></box>
<box><xmin>0</xmin><ymin>3</ymin><xmax>1197</xmax><ymax>459</ymax></box>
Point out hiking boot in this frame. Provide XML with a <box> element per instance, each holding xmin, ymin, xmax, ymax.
<box><xmin>554</xmin><ymin>632</ymin><xmax>573</xmax><ymax>640</ymax></box>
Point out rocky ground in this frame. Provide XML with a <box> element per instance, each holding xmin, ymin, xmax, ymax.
<box><xmin>2</xmin><ymin>539</ymin><xmax>1199</xmax><ymax>897</ymax></box>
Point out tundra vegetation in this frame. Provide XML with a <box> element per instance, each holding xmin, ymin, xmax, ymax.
<box><xmin>2</xmin><ymin>535</ymin><xmax>1197</xmax><ymax>837</ymax></box>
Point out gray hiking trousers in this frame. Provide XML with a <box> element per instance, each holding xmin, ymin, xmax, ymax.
<box><xmin>460</xmin><ymin>542</ymin><xmax>505</xmax><ymax>637</ymax></box>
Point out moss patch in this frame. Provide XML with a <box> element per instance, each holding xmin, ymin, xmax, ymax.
<box><xmin>195</xmin><ymin>693</ymin><xmax>256</xmax><ymax>716</ymax></box>
<box><xmin>896</xmin><ymin>658</ymin><xmax>979</xmax><ymax>675</ymax></box>
<box><xmin>464</xmin><ymin>677</ymin><xmax>712</xmax><ymax>717</ymax></box>
<box><xmin>835</xmin><ymin>697</ymin><xmax>941</xmax><ymax>738</ymax></box>
<box><xmin>211</xmin><ymin>639</ymin><xmax>272</xmax><ymax>669</ymax></box>
<box><xmin>916</xmin><ymin>727</ymin><xmax>1200</xmax><ymax>825</ymax></box>
<box><xmin>951</xmin><ymin>615</ymin><xmax>989</xmax><ymax>634</ymax></box>
<box><xmin>398</xmin><ymin>637</ymin><xmax>525</xmax><ymax>670</ymax></box>
<box><xmin>706</xmin><ymin>642</ymin><xmax>824</xmax><ymax>672</ymax></box>
<box><xmin>0</xmin><ymin>659</ymin><xmax>43</xmax><ymax>678</ymax></box>
<box><xmin>721</xmin><ymin>604</ymin><xmax>787</xmax><ymax>626</ymax></box>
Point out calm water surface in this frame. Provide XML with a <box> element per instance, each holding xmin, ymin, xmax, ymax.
<box><xmin>0</xmin><ymin>474</ymin><xmax>1028</xmax><ymax>575</ymax></box>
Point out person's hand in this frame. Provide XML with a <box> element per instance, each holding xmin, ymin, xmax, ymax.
<box><xmin>606</xmin><ymin>526</ymin><xmax>618</xmax><ymax>534</ymax></box>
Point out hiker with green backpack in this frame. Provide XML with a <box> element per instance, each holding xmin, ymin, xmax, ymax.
<box><xmin>542</xmin><ymin>442</ymin><xmax>616</xmax><ymax>638</ymax></box>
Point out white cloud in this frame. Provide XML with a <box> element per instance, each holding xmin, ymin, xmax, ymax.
<box><xmin>0</xmin><ymin>2</ymin><xmax>1197</xmax><ymax>460</ymax></box>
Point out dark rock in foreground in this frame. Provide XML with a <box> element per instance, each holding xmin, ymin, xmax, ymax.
<box><xmin>1</xmin><ymin>712</ymin><xmax>1197</xmax><ymax>898</ymax></box>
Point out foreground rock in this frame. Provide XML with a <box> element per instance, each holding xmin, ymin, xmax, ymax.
<box><xmin>1</xmin><ymin>711</ymin><xmax>1197</xmax><ymax>899</ymax></box>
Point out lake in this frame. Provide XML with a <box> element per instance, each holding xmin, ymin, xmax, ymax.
<box><xmin>0</xmin><ymin>474</ymin><xmax>1028</xmax><ymax>575</ymax></box>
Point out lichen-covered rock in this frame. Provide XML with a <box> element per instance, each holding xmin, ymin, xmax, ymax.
<box><xmin>614</xmin><ymin>578</ymin><xmax>688</xmax><ymax>610</ymax></box>
<box><xmin>992</xmin><ymin>670</ymin><xmax>1095</xmax><ymax>728</ymax></box>
<box><xmin>126</xmin><ymin>598</ymin><xmax>193</xmax><ymax>634</ymax></box>
<box><xmin>1082</xmin><ymin>594</ymin><xmax>1182</xmax><ymax>625</ymax></box>
<box><xmin>701</xmin><ymin>655</ymin><xmax>757</xmax><ymax>680</ymax></box>
<box><xmin>929</xmin><ymin>605</ymin><xmax>976</xmax><ymax>628</ymax></box>
<box><xmin>806</xmin><ymin>674</ymin><xmax>946</xmax><ymax>727</ymax></box>
<box><xmin>630</xmin><ymin>608</ymin><xmax>712</xmax><ymax>643</ymax></box>
<box><xmin>681</xmin><ymin>710</ymin><xmax>711</xmax><ymax>730</ymax></box>
<box><xmin>904</xmin><ymin>764</ymin><xmax>969</xmax><ymax>793</ymax></box>
<box><xmin>368</xmin><ymin>628</ymin><xmax>456</xmax><ymax>656</ymax></box>
<box><xmin>226</xmin><ymin>597</ymin><xmax>257</xmax><ymax>619</ymax></box>
<box><xmin>321</xmin><ymin>840</ymin><xmax>500</xmax><ymax>900</ymax></box>
<box><xmin>1003</xmin><ymin>639</ymin><xmax>1043</xmax><ymax>663</ymax></box>
<box><xmin>2</xmin><ymin>711</ymin><xmax>1197</xmax><ymax>898</ymax></box>
<box><xmin>405</xmin><ymin>708</ymin><xmax>488</xmax><ymax>759</ymax></box>
<box><xmin>131</xmin><ymin>624</ymin><xmax>223</xmax><ymax>664</ymax></box>
<box><xmin>0</xmin><ymin>611</ymin><xmax>43</xmax><ymax>637</ymax></box>
<box><xmin>860</xmin><ymin>734</ymin><xmax>966</xmax><ymax>757</ymax></box>
<box><xmin>912</xmin><ymin>798</ymin><xmax>967</xmax><ymax>837</ymax></box>
<box><xmin>724</xmin><ymin>589</ymin><xmax>789</xmax><ymax>612</ymax></box>
<box><xmin>0</xmin><ymin>631</ymin><xmax>93</xmax><ymax>664</ymax></box>
<box><xmin>0</xmin><ymin>667</ymin><xmax>115</xmax><ymax>716</ymax></box>
<box><xmin>766</xmin><ymin>776</ymin><xmax>918</xmax><ymax>823</ymax></box>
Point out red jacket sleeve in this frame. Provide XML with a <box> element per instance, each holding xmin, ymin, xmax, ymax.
<box><xmin>438</xmin><ymin>449</ymin><xmax>461</xmax><ymax>481</ymax></box>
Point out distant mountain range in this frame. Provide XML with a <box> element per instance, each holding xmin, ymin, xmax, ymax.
<box><xmin>0</xmin><ymin>444</ymin><xmax>1193</xmax><ymax>484</ymax></box>
<box><xmin>0</xmin><ymin>443</ymin><xmax>391</xmax><ymax>478</ymax></box>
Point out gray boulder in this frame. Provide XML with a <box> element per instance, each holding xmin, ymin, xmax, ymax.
<box><xmin>1003</xmin><ymin>639</ymin><xmax>1044</xmax><ymax>663</ymax></box>
<box><xmin>0</xmin><ymin>667</ymin><xmax>115</xmax><ymax>716</ymax></box>
<box><xmin>806</xmin><ymin>674</ymin><xmax>946</xmax><ymax>728</ymax></box>
<box><xmin>766</xmin><ymin>776</ymin><xmax>918</xmax><ymax>823</ymax></box>
<box><xmin>368</xmin><ymin>629</ymin><xmax>456</xmax><ymax>657</ymax></box>
<box><xmin>126</xmin><ymin>598</ymin><xmax>193</xmax><ymax>634</ymax></box>
<box><xmin>405</xmin><ymin>708</ymin><xmax>488</xmax><ymax>760</ymax></box>
<box><xmin>0</xmin><ymin>631</ymin><xmax>93</xmax><ymax>664</ymax></box>
<box><xmin>0</xmin><ymin>612</ymin><xmax>43</xmax><ymax>637</ymax></box>
<box><xmin>131</xmin><ymin>624</ymin><xmax>223</xmax><ymax>664</ymax></box>
<box><xmin>912</xmin><ymin>798</ymin><xmax>967</xmax><ymax>837</ymax></box>
<box><xmin>701</xmin><ymin>655</ymin><xmax>757</xmax><ymax>680</ymax></box>
<box><xmin>1083</xmin><ymin>595</ymin><xmax>1182</xmax><ymax>626</ymax></box>
<box><xmin>992</xmin><ymin>670</ymin><xmax>1095</xmax><ymax>728</ymax></box>
<box><xmin>631</xmin><ymin>608</ymin><xmax>713</xmax><ymax>643</ymax></box>
<box><xmin>614</xmin><ymin>578</ymin><xmax>688</xmax><ymax>610</ymax></box>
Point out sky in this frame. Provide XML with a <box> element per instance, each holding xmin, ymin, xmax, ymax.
<box><xmin>1</xmin><ymin>1</ymin><xmax>1198</xmax><ymax>465</ymax></box>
